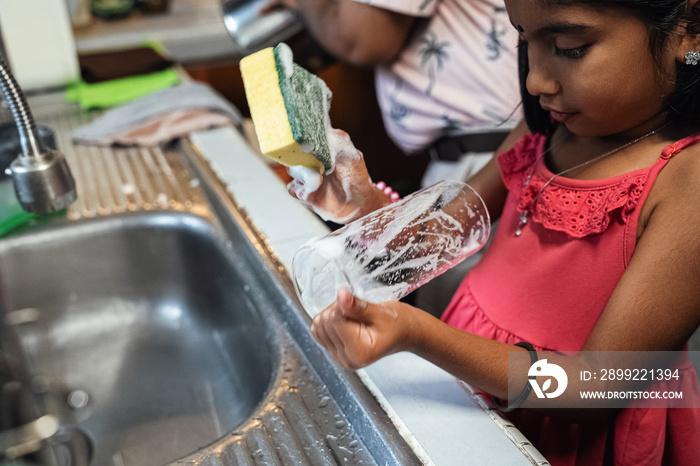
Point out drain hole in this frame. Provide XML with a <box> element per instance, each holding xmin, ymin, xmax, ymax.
<box><xmin>51</xmin><ymin>426</ymin><xmax>94</xmax><ymax>466</ymax></box>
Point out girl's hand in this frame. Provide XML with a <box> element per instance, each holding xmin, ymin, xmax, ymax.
<box><xmin>287</xmin><ymin>130</ymin><xmax>390</xmax><ymax>224</ymax></box>
<box><xmin>310</xmin><ymin>287</ymin><xmax>417</xmax><ymax>369</ymax></box>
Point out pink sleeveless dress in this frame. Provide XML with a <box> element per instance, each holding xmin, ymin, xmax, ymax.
<box><xmin>441</xmin><ymin>132</ymin><xmax>700</xmax><ymax>465</ymax></box>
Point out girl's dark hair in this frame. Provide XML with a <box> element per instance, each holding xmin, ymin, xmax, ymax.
<box><xmin>520</xmin><ymin>0</ymin><xmax>700</xmax><ymax>134</ymax></box>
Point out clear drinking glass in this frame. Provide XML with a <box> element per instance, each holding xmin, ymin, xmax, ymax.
<box><xmin>292</xmin><ymin>179</ymin><xmax>491</xmax><ymax>316</ymax></box>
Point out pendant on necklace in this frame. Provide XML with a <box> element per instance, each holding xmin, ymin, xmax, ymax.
<box><xmin>517</xmin><ymin>173</ymin><xmax>534</xmax><ymax>236</ymax></box>
<box><xmin>515</xmin><ymin>211</ymin><xmax>528</xmax><ymax>237</ymax></box>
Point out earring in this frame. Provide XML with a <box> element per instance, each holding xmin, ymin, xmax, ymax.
<box><xmin>685</xmin><ymin>51</ymin><xmax>700</xmax><ymax>66</ymax></box>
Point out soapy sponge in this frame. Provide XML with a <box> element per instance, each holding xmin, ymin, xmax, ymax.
<box><xmin>240</xmin><ymin>43</ymin><xmax>333</xmax><ymax>173</ymax></box>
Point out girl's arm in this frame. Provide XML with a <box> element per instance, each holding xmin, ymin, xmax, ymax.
<box><xmin>310</xmin><ymin>288</ymin><xmax>522</xmax><ymax>399</ymax></box>
<box><xmin>266</xmin><ymin>0</ymin><xmax>414</xmax><ymax>66</ymax></box>
<box><xmin>581</xmin><ymin>147</ymin><xmax>700</xmax><ymax>353</ymax></box>
<box><xmin>311</xmin><ymin>143</ymin><xmax>700</xmax><ymax>421</ymax></box>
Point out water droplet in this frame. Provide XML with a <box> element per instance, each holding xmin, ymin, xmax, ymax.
<box><xmin>318</xmin><ymin>396</ymin><xmax>330</xmax><ymax>407</ymax></box>
<box><xmin>67</xmin><ymin>389</ymin><xmax>89</xmax><ymax>409</ymax></box>
<box><xmin>157</xmin><ymin>193</ymin><xmax>168</xmax><ymax>206</ymax></box>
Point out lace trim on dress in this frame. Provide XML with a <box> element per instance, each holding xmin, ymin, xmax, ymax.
<box><xmin>498</xmin><ymin>133</ymin><xmax>649</xmax><ymax>238</ymax></box>
<box><xmin>518</xmin><ymin>173</ymin><xmax>647</xmax><ymax>237</ymax></box>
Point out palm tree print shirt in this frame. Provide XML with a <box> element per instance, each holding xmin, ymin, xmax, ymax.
<box><xmin>355</xmin><ymin>0</ymin><xmax>521</xmax><ymax>153</ymax></box>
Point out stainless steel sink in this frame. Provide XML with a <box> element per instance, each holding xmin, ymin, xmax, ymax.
<box><xmin>0</xmin><ymin>203</ymin><xmax>421</xmax><ymax>465</ymax></box>
<box><xmin>0</xmin><ymin>102</ymin><xmax>422</xmax><ymax>465</ymax></box>
<box><xmin>0</xmin><ymin>213</ymin><xmax>278</xmax><ymax>465</ymax></box>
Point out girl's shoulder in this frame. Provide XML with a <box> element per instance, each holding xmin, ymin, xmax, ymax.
<box><xmin>639</xmin><ymin>131</ymin><xmax>700</xmax><ymax>234</ymax></box>
<box><xmin>657</xmin><ymin>131</ymin><xmax>700</xmax><ymax>180</ymax></box>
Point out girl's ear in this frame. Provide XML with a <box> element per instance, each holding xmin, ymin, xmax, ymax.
<box><xmin>677</xmin><ymin>0</ymin><xmax>700</xmax><ymax>64</ymax></box>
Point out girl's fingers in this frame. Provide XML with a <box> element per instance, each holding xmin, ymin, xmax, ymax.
<box><xmin>286</xmin><ymin>179</ymin><xmax>300</xmax><ymax>200</ymax></box>
<box><xmin>337</xmin><ymin>287</ymin><xmax>370</xmax><ymax>322</ymax></box>
<box><xmin>312</xmin><ymin>308</ymin><xmax>352</xmax><ymax>366</ymax></box>
<box><xmin>312</xmin><ymin>302</ymin><xmax>373</xmax><ymax>368</ymax></box>
<box><xmin>311</xmin><ymin>292</ymin><xmax>404</xmax><ymax>369</ymax></box>
<box><xmin>318</xmin><ymin>308</ymin><xmax>355</xmax><ymax>368</ymax></box>
<box><xmin>310</xmin><ymin>314</ymin><xmax>334</xmax><ymax>350</ymax></box>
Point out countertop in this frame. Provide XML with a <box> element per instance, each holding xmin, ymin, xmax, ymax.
<box><xmin>73</xmin><ymin>0</ymin><xmax>237</xmax><ymax>62</ymax></box>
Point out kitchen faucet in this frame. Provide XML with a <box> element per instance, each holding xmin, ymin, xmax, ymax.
<box><xmin>0</xmin><ymin>55</ymin><xmax>76</xmax><ymax>213</ymax></box>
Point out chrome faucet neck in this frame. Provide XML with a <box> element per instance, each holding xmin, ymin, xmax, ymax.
<box><xmin>0</xmin><ymin>55</ymin><xmax>77</xmax><ymax>213</ymax></box>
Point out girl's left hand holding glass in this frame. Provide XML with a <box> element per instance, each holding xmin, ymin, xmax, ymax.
<box><xmin>310</xmin><ymin>287</ymin><xmax>420</xmax><ymax>369</ymax></box>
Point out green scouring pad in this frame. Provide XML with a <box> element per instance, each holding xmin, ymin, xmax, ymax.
<box><xmin>240</xmin><ymin>43</ymin><xmax>333</xmax><ymax>173</ymax></box>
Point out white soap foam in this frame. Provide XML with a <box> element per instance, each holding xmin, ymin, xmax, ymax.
<box><xmin>288</xmin><ymin>165</ymin><xmax>323</xmax><ymax>200</ymax></box>
<box><xmin>276</xmin><ymin>43</ymin><xmax>295</xmax><ymax>79</ymax></box>
<box><xmin>286</xmin><ymin>130</ymin><xmax>366</xmax><ymax>224</ymax></box>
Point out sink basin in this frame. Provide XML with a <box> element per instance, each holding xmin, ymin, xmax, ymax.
<box><xmin>0</xmin><ymin>129</ymin><xmax>423</xmax><ymax>465</ymax></box>
<box><xmin>0</xmin><ymin>213</ymin><xmax>278</xmax><ymax>465</ymax></box>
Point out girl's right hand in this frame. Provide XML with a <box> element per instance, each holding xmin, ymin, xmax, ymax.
<box><xmin>310</xmin><ymin>287</ymin><xmax>418</xmax><ymax>369</ymax></box>
<box><xmin>287</xmin><ymin>130</ymin><xmax>390</xmax><ymax>224</ymax></box>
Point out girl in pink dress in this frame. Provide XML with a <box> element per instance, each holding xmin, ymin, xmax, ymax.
<box><xmin>290</xmin><ymin>0</ymin><xmax>700</xmax><ymax>463</ymax></box>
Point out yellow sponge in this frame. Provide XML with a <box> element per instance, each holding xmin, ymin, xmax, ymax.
<box><xmin>240</xmin><ymin>43</ymin><xmax>333</xmax><ymax>173</ymax></box>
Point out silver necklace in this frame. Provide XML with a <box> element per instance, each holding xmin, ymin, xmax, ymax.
<box><xmin>515</xmin><ymin>123</ymin><xmax>670</xmax><ymax>237</ymax></box>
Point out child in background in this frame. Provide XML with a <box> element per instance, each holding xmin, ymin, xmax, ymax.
<box><xmin>289</xmin><ymin>0</ymin><xmax>700</xmax><ymax>464</ymax></box>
